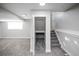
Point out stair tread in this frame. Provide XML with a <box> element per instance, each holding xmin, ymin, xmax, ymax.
<box><xmin>51</xmin><ymin>40</ymin><xmax>59</xmax><ymax>42</ymax></box>
<box><xmin>51</xmin><ymin>31</ymin><xmax>61</xmax><ymax>47</ymax></box>
<box><xmin>51</xmin><ymin>42</ymin><xmax>59</xmax><ymax>44</ymax></box>
<box><xmin>51</xmin><ymin>38</ymin><xmax>58</xmax><ymax>40</ymax></box>
<box><xmin>52</xmin><ymin>43</ymin><xmax>60</xmax><ymax>45</ymax></box>
<box><xmin>51</xmin><ymin>33</ymin><xmax>55</xmax><ymax>34</ymax></box>
<box><xmin>51</xmin><ymin>34</ymin><xmax>56</xmax><ymax>35</ymax></box>
<box><xmin>51</xmin><ymin>36</ymin><xmax>57</xmax><ymax>38</ymax></box>
<box><xmin>51</xmin><ymin>44</ymin><xmax>61</xmax><ymax>47</ymax></box>
<box><xmin>51</xmin><ymin>37</ymin><xmax>57</xmax><ymax>38</ymax></box>
<box><xmin>51</xmin><ymin>35</ymin><xmax>56</xmax><ymax>37</ymax></box>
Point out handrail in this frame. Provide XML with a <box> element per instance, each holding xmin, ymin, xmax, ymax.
<box><xmin>56</xmin><ymin>30</ymin><xmax>79</xmax><ymax>39</ymax></box>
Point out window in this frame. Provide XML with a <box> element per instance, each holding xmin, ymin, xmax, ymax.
<box><xmin>8</xmin><ymin>21</ymin><xmax>23</xmax><ymax>30</ymax></box>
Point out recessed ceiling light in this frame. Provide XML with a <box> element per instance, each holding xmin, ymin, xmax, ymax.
<box><xmin>40</xmin><ymin>3</ymin><xmax>45</xmax><ymax>6</ymax></box>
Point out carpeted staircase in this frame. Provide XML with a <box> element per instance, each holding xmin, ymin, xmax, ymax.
<box><xmin>35</xmin><ymin>30</ymin><xmax>61</xmax><ymax>51</ymax></box>
<box><xmin>35</xmin><ymin>30</ymin><xmax>69</xmax><ymax>56</ymax></box>
<box><xmin>35</xmin><ymin>33</ymin><xmax>45</xmax><ymax>52</ymax></box>
<box><xmin>51</xmin><ymin>31</ymin><xmax>61</xmax><ymax>48</ymax></box>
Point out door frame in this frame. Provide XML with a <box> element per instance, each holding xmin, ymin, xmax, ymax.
<box><xmin>31</xmin><ymin>11</ymin><xmax>51</xmax><ymax>55</ymax></box>
<box><xmin>34</xmin><ymin>16</ymin><xmax>46</xmax><ymax>51</ymax></box>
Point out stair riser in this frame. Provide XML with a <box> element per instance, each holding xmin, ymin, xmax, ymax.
<box><xmin>51</xmin><ymin>43</ymin><xmax>60</xmax><ymax>46</ymax></box>
<box><xmin>51</xmin><ymin>46</ymin><xmax>60</xmax><ymax>47</ymax></box>
<box><xmin>51</xmin><ymin>40</ymin><xmax>59</xmax><ymax>42</ymax></box>
<box><xmin>51</xmin><ymin>35</ymin><xmax>56</xmax><ymax>37</ymax></box>
<box><xmin>51</xmin><ymin>42</ymin><xmax>59</xmax><ymax>43</ymax></box>
<box><xmin>51</xmin><ymin>33</ymin><xmax>55</xmax><ymax>35</ymax></box>
<box><xmin>51</xmin><ymin>44</ymin><xmax>61</xmax><ymax>46</ymax></box>
<box><xmin>51</xmin><ymin>31</ymin><xmax>61</xmax><ymax>47</ymax></box>
<box><xmin>51</xmin><ymin>38</ymin><xmax>57</xmax><ymax>40</ymax></box>
<box><xmin>51</xmin><ymin>45</ymin><xmax>61</xmax><ymax>47</ymax></box>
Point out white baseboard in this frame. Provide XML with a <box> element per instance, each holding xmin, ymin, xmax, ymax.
<box><xmin>46</xmin><ymin>49</ymin><xmax>51</xmax><ymax>53</ymax></box>
<box><xmin>0</xmin><ymin>37</ymin><xmax>31</xmax><ymax>38</ymax></box>
<box><xmin>30</xmin><ymin>49</ymin><xmax>35</xmax><ymax>55</ymax></box>
<box><xmin>30</xmin><ymin>49</ymin><xmax>34</xmax><ymax>52</ymax></box>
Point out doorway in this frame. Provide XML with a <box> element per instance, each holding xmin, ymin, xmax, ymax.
<box><xmin>35</xmin><ymin>17</ymin><xmax>46</xmax><ymax>53</ymax></box>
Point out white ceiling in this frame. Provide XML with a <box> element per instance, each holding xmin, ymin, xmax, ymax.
<box><xmin>1</xmin><ymin>3</ymin><xmax>75</xmax><ymax>11</ymax></box>
<box><xmin>0</xmin><ymin>3</ymin><xmax>76</xmax><ymax>19</ymax></box>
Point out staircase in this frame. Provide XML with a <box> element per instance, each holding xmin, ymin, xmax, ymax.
<box><xmin>35</xmin><ymin>32</ymin><xmax>45</xmax><ymax>52</ymax></box>
<box><xmin>51</xmin><ymin>31</ymin><xmax>61</xmax><ymax>48</ymax></box>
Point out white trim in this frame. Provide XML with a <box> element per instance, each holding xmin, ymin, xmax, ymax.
<box><xmin>45</xmin><ymin>12</ymin><xmax>51</xmax><ymax>53</ymax></box>
<box><xmin>30</xmin><ymin>50</ymin><xmax>33</xmax><ymax>52</ymax></box>
<box><xmin>30</xmin><ymin>15</ymin><xmax>35</xmax><ymax>56</ymax></box>
<box><xmin>46</xmin><ymin>50</ymin><xmax>51</xmax><ymax>53</ymax></box>
<box><xmin>0</xmin><ymin>37</ymin><xmax>31</xmax><ymax>38</ymax></box>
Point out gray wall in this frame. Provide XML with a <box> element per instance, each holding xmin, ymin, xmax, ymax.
<box><xmin>53</xmin><ymin>5</ymin><xmax>79</xmax><ymax>31</ymax></box>
<box><xmin>0</xmin><ymin>7</ymin><xmax>32</xmax><ymax>38</ymax></box>
<box><xmin>53</xmin><ymin>5</ymin><xmax>79</xmax><ymax>55</ymax></box>
<box><xmin>0</xmin><ymin>21</ymin><xmax>32</xmax><ymax>38</ymax></box>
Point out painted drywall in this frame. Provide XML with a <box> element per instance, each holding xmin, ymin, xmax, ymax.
<box><xmin>53</xmin><ymin>5</ymin><xmax>79</xmax><ymax>55</ymax></box>
<box><xmin>53</xmin><ymin>5</ymin><xmax>79</xmax><ymax>31</ymax></box>
<box><xmin>0</xmin><ymin>7</ymin><xmax>32</xmax><ymax>38</ymax></box>
<box><xmin>0</xmin><ymin>7</ymin><xmax>19</xmax><ymax>20</ymax></box>
<box><xmin>56</xmin><ymin>31</ymin><xmax>79</xmax><ymax>56</ymax></box>
<box><xmin>0</xmin><ymin>21</ymin><xmax>32</xmax><ymax>38</ymax></box>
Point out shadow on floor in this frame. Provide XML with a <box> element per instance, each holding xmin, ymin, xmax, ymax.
<box><xmin>35</xmin><ymin>47</ymin><xmax>67</xmax><ymax>56</ymax></box>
